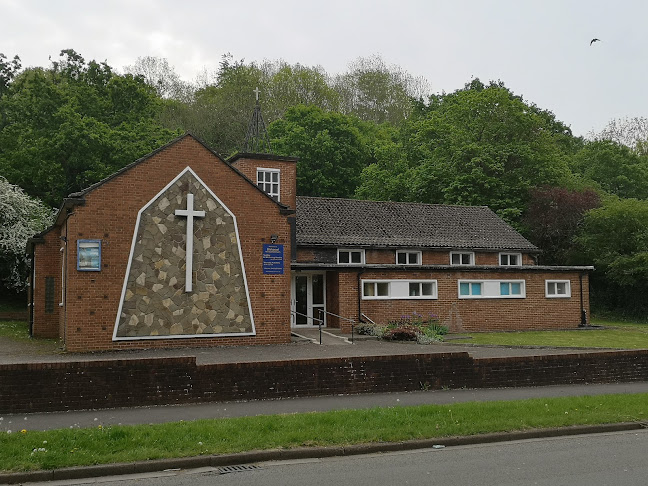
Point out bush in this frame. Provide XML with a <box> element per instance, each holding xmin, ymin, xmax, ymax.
<box><xmin>384</xmin><ymin>313</ymin><xmax>448</xmax><ymax>343</ymax></box>
<box><xmin>383</xmin><ymin>324</ymin><xmax>420</xmax><ymax>341</ymax></box>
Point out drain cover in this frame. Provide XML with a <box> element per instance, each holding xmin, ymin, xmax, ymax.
<box><xmin>218</xmin><ymin>464</ymin><xmax>262</xmax><ymax>474</ymax></box>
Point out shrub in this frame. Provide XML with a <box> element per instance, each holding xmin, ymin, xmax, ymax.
<box><xmin>383</xmin><ymin>324</ymin><xmax>420</xmax><ymax>341</ymax></box>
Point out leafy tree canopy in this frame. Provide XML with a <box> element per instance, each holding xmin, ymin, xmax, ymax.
<box><xmin>269</xmin><ymin>105</ymin><xmax>381</xmax><ymax>198</ymax></box>
<box><xmin>0</xmin><ymin>49</ymin><xmax>179</xmax><ymax>206</ymax></box>
<box><xmin>356</xmin><ymin>79</ymin><xmax>576</xmax><ymax>226</ymax></box>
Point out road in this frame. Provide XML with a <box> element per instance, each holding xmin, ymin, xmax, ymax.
<box><xmin>28</xmin><ymin>430</ymin><xmax>648</xmax><ymax>486</ymax></box>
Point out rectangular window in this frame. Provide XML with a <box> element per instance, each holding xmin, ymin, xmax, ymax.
<box><xmin>256</xmin><ymin>168</ymin><xmax>280</xmax><ymax>201</ymax></box>
<box><xmin>499</xmin><ymin>252</ymin><xmax>522</xmax><ymax>266</ymax></box>
<box><xmin>362</xmin><ymin>279</ymin><xmax>437</xmax><ymax>300</ymax></box>
<box><xmin>396</xmin><ymin>250</ymin><xmax>421</xmax><ymax>265</ymax></box>
<box><xmin>459</xmin><ymin>280</ymin><xmax>525</xmax><ymax>299</ymax></box>
<box><xmin>338</xmin><ymin>249</ymin><xmax>365</xmax><ymax>265</ymax></box>
<box><xmin>450</xmin><ymin>252</ymin><xmax>474</xmax><ymax>266</ymax></box>
<box><xmin>44</xmin><ymin>276</ymin><xmax>55</xmax><ymax>314</ymax></box>
<box><xmin>546</xmin><ymin>280</ymin><xmax>571</xmax><ymax>298</ymax></box>
<box><xmin>77</xmin><ymin>240</ymin><xmax>101</xmax><ymax>271</ymax></box>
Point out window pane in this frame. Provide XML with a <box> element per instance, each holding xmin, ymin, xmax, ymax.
<box><xmin>500</xmin><ymin>254</ymin><xmax>507</xmax><ymax>265</ymax></box>
<box><xmin>422</xmin><ymin>282</ymin><xmax>433</xmax><ymax>296</ymax></box>
<box><xmin>312</xmin><ymin>274</ymin><xmax>324</xmax><ymax>305</ymax></box>
<box><xmin>510</xmin><ymin>254</ymin><xmax>519</xmax><ymax>265</ymax></box>
<box><xmin>548</xmin><ymin>282</ymin><xmax>556</xmax><ymax>294</ymax></box>
<box><xmin>511</xmin><ymin>282</ymin><xmax>521</xmax><ymax>295</ymax></box>
<box><xmin>452</xmin><ymin>254</ymin><xmax>460</xmax><ymax>265</ymax></box>
<box><xmin>462</xmin><ymin>253</ymin><xmax>471</xmax><ymax>265</ymax></box>
<box><xmin>409</xmin><ymin>282</ymin><xmax>420</xmax><ymax>296</ymax></box>
<box><xmin>339</xmin><ymin>251</ymin><xmax>349</xmax><ymax>263</ymax></box>
<box><xmin>272</xmin><ymin>172</ymin><xmax>279</xmax><ymax>182</ymax></box>
<box><xmin>500</xmin><ymin>282</ymin><xmax>510</xmax><ymax>295</ymax></box>
<box><xmin>272</xmin><ymin>183</ymin><xmax>279</xmax><ymax>194</ymax></box>
<box><xmin>557</xmin><ymin>282</ymin><xmax>566</xmax><ymax>294</ymax></box>
<box><xmin>409</xmin><ymin>252</ymin><xmax>418</xmax><ymax>264</ymax></box>
<box><xmin>377</xmin><ymin>282</ymin><xmax>389</xmax><ymax>296</ymax></box>
<box><xmin>471</xmin><ymin>283</ymin><xmax>482</xmax><ymax>295</ymax></box>
<box><xmin>264</xmin><ymin>172</ymin><xmax>272</xmax><ymax>182</ymax></box>
<box><xmin>351</xmin><ymin>251</ymin><xmax>362</xmax><ymax>263</ymax></box>
<box><xmin>257</xmin><ymin>173</ymin><xmax>264</xmax><ymax>183</ymax></box>
<box><xmin>460</xmin><ymin>282</ymin><xmax>470</xmax><ymax>295</ymax></box>
<box><xmin>397</xmin><ymin>253</ymin><xmax>407</xmax><ymax>264</ymax></box>
<box><xmin>363</xmin><ymin>282</ymin><xmax>375</xmax><ymax>297</ymax></box>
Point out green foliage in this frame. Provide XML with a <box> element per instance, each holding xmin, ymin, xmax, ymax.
<box><xmin>383</xmin><ymin>313</ymin><xmax>447</xmax><ymax>343</ymax></box>
<box><xmin>0</xmin><ymin>50</ymin><xmax>179</xmax><ymax>206</ymax></box>
<box><xmin>0</xmin><ymin>177</ymin><xmax>54</xmax><ymax>293</ymax></box>
<box><xmin>269</xmin><ymin>105</ymin><xmax>376</xmax><ymax>197</ymax></box>
<box><xmin>576</xmin><ymin>197</ymin><xmax>648</xmax><ymax>314</ymax></box>
<box><xmin>356</xmin><ymin>79</ymin><xmax>575</xmax><ymax>226</ymax></box>
<box><xmin>571</xmin><ymin>140</ymin><xmax>648</xmax><ymax>199</ymax></box>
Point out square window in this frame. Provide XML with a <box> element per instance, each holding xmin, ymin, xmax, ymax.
<box><xmin>339</xmin><ymin>252</ymin><xmax>350</xmax><ymax>264</ymax></box>
<box><xmin>471</xmin><ymin>283</ymin><xmax>482</xmax><ymax>295</ymax></box>
<box><xmin>257</xmin><ymin>169</ymin><xmax>280</xmax><ymax>201</ymax></box>
<box><xmin>338</xmin><ymin>249</ymin><xmax>364</xmax><ymax>265</ymax></box>
<box><xmin>351</xmin><ymin>252</ymin><xmax>362</xmax><ymax>264</ymax></box>
<box><xmin>546</xmin><ymin>280</ymin><xmax>571</xmax><ymax>298</ymax></box>
<box><xmin>500</xmin><ymin>253</ymin><xmax>522</xmax><ymax>266</ymax></box>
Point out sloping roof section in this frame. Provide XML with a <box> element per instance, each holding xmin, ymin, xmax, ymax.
<box><xmin>296</xmin><ymin>197</ymin><xmax>539</xmax><ymax>252</ymax></box>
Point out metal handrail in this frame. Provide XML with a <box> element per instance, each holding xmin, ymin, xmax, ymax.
<box><xmin>290</xmin><ymin>310</ymin><xmax>324</xmax><ymax>344</ymax></box>
<box><xmin>315</xmin><ymin>308</ymin><xmax>358</xmax><ymax>344</ymax></box>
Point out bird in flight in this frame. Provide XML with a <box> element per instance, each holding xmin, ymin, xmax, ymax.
<box><xmin>590</xmin><ymin>38</ymin><xmax>601</xmax><ymax>46</ymax></box>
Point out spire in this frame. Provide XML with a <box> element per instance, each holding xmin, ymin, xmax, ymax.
<box><xmin>243</xmin><ymin>87</ymin><xmax>272</xmax><ymax>153</ymax></box>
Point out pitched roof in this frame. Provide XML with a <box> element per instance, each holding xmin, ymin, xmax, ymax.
<box><xmin>296</xmin><ymin>197</ymin><xmax>539</xmax><ymax>252</ymax></box>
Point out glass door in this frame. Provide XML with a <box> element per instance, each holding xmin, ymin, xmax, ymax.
<box><xmin>291</xmin><ymin>273</ymin><xmax>326</xmax><ymax>327</ymax></box>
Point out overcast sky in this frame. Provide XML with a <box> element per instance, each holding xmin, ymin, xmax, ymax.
<box><xmin>2</xmin><ymin>0</ymin><xmax>646</xmax><ymax>137</ymax></box>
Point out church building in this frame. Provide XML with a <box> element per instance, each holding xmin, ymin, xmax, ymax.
<box><xmin>27</xmin><ymin>108</ymin><xmax>592</xmax><ymax>352</ymax></box>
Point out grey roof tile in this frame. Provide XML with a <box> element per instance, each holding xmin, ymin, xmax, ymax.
<box><xmin>296</xmin><ymin>197</ymin><xmax>538</xmax><ymax>251</ymax></box>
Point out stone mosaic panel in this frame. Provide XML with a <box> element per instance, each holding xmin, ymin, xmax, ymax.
<box><xmin>114</xmin><ymin>170</ymin><xmax>253</xmax><ymax>338</ymax></box>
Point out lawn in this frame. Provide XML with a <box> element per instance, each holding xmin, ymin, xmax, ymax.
<box><xmin>0</xmin><ymin>393</ymin><xmax>646</xmax><ymax>472</ymax></box>
<box><xmin>0</xmin><ymin>320</ymin><xmax>31</xmax><ymax>341</ymax></box>
<box><xmin>450</xmin><ymin>318</ymin><xmax>648</xmax><ymax>349</ymax></box>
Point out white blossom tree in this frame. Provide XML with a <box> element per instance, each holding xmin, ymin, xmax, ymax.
<box><xmin>0</xmin><ymin>176</ymin><xmax>54</xmax><ymax>293</ymax></box>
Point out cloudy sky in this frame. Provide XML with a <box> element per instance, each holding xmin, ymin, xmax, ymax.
<box><xmin>2</xmin><ymin>0</ymin><xmax>646</xmax><ymax>137</ymax></box>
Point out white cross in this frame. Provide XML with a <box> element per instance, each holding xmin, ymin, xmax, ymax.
<box><xmin>253</xmin><ymin>87</ymin><xmax>260</xmax><ymax>101</ymax></box>
<box><xmin>174</xmin><ymin>193</ymin><xmax>206</xmax><ymax>293</ymax></box>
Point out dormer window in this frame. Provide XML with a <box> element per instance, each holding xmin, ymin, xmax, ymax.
<box><xmin>499</xmin><ymin>252</ymin><xmax>522</xmax><ymax>266</ymax></box>
<box><xmin>450</xmin><ymin>251</ymin><xmax>474</xmax><ymax>266</ymax></box>
<box><xmin>396</xmin><ymin>250</ymin><xmax>421</xmax><ymax>265</ymax></box>
<box><xmin>257</xmin><ymin>168</ymin><xmax>280</xmax><ymax>201</ymax></box>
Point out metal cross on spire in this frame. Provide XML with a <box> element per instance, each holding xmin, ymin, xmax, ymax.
<box><xmin>243</xmin><ymin>87</ymin><xmax>272</xmax><ymax>153</ymax></box>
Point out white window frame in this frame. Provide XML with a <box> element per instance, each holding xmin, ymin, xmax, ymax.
<box><xmin>450</xmin><ymin>251</ymin><xmax>474</xmax><ymax>266</ymax></box>
<box><xmin>545</xmin><ymin>280</ymin><xmax>571</xmax><ymax>298</ymax></box>
<box><xmin>396</xmin><ymin>250</ymin><xmax>422</xmax><ymax>265</ymax></box>
<box><xmin>499</xmin><ymin>252</ymin><xmax>522</xmax><ymax>266</ymax></box>
<box><xmin>256</xmin><ymin>168</ymin><xmax>280</xmax><ymax>201</ymax></box>
<box><xmin>361</xmin><ymin>279</ymin><xmax>438</xmax><ymax>300</ymax></box>
<box><xmin>458</xmin><ymin>279</ymin><xmax>526</xmax><ymax>299</ymax></box>
<box><xmin>337</xmin><ymin>248</ymin><xmax>365</xmax><ymax>265</ymax></box>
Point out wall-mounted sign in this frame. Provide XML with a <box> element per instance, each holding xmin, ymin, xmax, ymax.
<box><xmin>262</xmin><ymin>244</ymin><xmax>284</xmax><ymax>275</ymax></box>
<box><xmin>77</xmin><ymin>240</ymin><xmax>102</xmax><ymax>271</ymax></box>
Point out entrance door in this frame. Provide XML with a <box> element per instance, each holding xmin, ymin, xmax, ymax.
<box><xmin>291</xmin><ymin>273</ymin><xmax>326</xmax><ymax>327</ymax></box>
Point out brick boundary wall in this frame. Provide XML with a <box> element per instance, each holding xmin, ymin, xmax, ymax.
<box><xmin>1</xmin><ymin>350</ymin><xmax>647</xmax><ymax>413</ymax></box>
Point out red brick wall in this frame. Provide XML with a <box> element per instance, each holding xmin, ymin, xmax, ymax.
<box><xmin>230</xmin><ymin>157</ymin><xmax>297</xmax><ymax>210</ymax></box>
<box><xmin>1</xmin><ymin>349</ymin><xmax>645</xmax><ymax>413</ymax></box>
<box><xmin>338</xmin><ymin>270</ymin><xmax>589</xmax><ymax>333</ymax></box>
<box><xmin>39</xmin><ymin>136</ymin><xmax>293</xmax><ymax>351</ymax></box>
<box><xmin>31</xmin><ymin>229</ymin><xmax>63</xmax><ymax>339</ymax></box>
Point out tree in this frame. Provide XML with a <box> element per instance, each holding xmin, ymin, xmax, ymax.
<box><xmin>0</xmin><ymin>177</ymin><xmax>54</xmax><ymax>294</ymax></box>
<box><xmin>269</xmin><ymin>105</ymin><xmax>375</xmax><ymax>198</ymax></box>
<box><xmin>575</xmin><ymin>197</ymin><xmax>648</xmax><ymax>315</ymax></box>
<box><xmin>570</xmin><ymin>140</ymin><xmax>648</xmax><ymax>199</ymax></box>
<box><xmin>594</xmin><ymin>117</ymin><xmax>648</xmax><ymax>156</ymax></box>
<box><xmin>124</xmin><ymin>56</ymin><xmax>192</xmax><ymax>100</ymax></box>
<box><xmin>333</xmin><ymin>55</ymin><xmax>430</xmax><ymax>125</ymax></box>
<box><xmin>355</xmin><ymin>79</ymin><xmax>576</xmax><ymax>226</ymax></box>
<box><xmin>0</xmin><ymin>49</ymin><xmax>179</xmax><ymax>206</ymax></box>
<box><xmin>523</xmin><ymin>186</ymin><xmax>600</xmax><ymax>265</ymax></box>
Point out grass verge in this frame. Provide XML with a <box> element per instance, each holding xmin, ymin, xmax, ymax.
<box><xmin>1</xmin><ymin>393</ymin><xmax>646</xmax><ymax>472</ymax></box>
<box><xmin>451</xmin><ymin>319</ymin><xmax>648</xmax><ymax>349</ymax></box>
<box><xmin>0</xmin><ymin>321</ymin><xmax>31</xmax><ymax>341</ymax></box>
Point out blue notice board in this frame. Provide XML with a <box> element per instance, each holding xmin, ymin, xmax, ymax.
<box><xmin>262</xmin><ymin>244</ymin><xmax>284</xmax><ymax>275</ymax></box>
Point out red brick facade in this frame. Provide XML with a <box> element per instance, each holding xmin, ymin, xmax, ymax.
<box><xmin>30</xmin><ymin>134</ymin><xmax>592</xmax><ymax>351</ymax></box>
<box><xmin>31</xmin><ymin>136</ymin><xmax>294</xmax><ymax>351</ymax></box>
